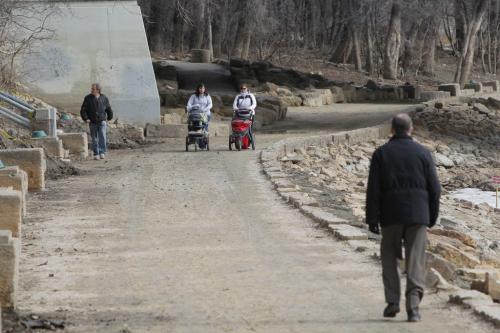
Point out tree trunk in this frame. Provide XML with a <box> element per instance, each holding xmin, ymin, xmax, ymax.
<box><xmin>190</xmin><ymin>0</ymin><xmax>206</xmax><ymax>50</ymax></box>
<box><xmin>422</xmin><ymin>30</ymin><xmax>437</xmax><ymax>75</ymax></box>
<box><xmin>365</xmin><ymin>16</ymin><xmax>375</xmax><ymax>75</ymax></box>
<box><xmin>352</xmin><ymin>28</ymin><xmax>362</xmax><ymax>71</ymax></box>
<box><xmin>454</xmin><ymin>0</ymin><xmax>489</xmax><ymax>85</ymax></box>
<box><xmin>383</xmin><ymin>2</ymin><xmax>402</xmax><ymax>80</ymax></box>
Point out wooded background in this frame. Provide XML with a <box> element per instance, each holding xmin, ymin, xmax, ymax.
<box><xmin>138</xmin><ymin>0</ymin><xmax>497</xmax><ymax>86</ymax></box>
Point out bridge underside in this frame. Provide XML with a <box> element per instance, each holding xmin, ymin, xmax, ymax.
<box><xmin>18</xmin><ymin>1</ymin><xmax>160</xmax><ymax>126</ymax></box>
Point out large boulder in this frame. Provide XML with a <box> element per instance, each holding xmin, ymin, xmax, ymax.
<box><xmin>299</xmin><ymin>91</ymin><xmax>324</xmax><ymax>107</ymax></box>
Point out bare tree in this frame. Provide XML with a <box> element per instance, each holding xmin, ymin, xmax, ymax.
<box><xmin>0</xmin><ymin>2</ymin><xmax>56</xmax><ymax>87</ymax></box>
<box><xmin>454</xmin><ymin>0</ymin><xmax>489</xmax><ymax>86</ymax></box>
<box><xmin>383</xmin><ymin>2</ymin><xmax>401</xmax><ymax>79</ymax></box>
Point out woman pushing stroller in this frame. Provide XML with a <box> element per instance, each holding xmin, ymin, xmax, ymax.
<box><xmin>233</xmin><ymin>84</ymin><xmax>257</xmax><ymax>119</ymax></box>
<box><xmin>186</xmin><ymin>83</ymin><xmax>212</xmax><ymax>130</ymax></box>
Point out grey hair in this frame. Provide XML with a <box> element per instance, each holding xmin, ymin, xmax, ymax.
<box><xmin>92</xmin><ymin>83</ymin><xmax>102</xmax><ymax>93</ymax></box>
<box><xmin>391</xmin><ymin>113</ymin><xmax>413</xmax><ymax>135</ymax></box>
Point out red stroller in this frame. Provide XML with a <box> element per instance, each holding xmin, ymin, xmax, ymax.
<box><xmin>229</xmin><ymin>109</ymin><xmax>255</xmax><ymax>151</ymax></box>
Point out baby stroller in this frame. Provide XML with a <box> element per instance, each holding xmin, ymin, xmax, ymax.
<box><xmin>229</xmin><ymin>109</ymin><xmax>255</xmax><ymax>151</ymax></box>
<box><xmin>185</xmin><ymin>108</ymin><xmax>209</xmax><ymax>152</ymax></box>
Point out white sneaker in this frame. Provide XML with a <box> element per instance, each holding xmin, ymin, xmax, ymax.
<box><xmin>100</xmin><ymin>154</ymin><xmax>105</xmax><ymax>159</ymax></box>
<box><xmin>94</xmin><ymin>155</ymin><xmax>99</xmax><ymax>160</ymax></box>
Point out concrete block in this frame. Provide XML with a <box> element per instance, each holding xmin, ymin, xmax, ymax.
<box><xmin>464</xmin><ymin>82</ymin><xmax>483</xmax><ymax>92</ymax></box>
<box><xmin>299</xmin><ymin>205</ymin><xmax>349</xmax><ymax>228</ymax></box>
<box><xmin>420</xmin><ymin>91</ymin><xmax>451</xmax><ymax>101</ymax></box>
<box><xmin>483</xmin><ymin>80</ymin><xmax>500</xmax><ymax>92</ymax></box>
<box><xmin>461</xmin><ymin>88</ymin><xmax>475</xmax><ymax>96</ymax></box>
<box><xmin>122</xmin><ymin>126</ymin><xmax>145</xmax><ymax>141</ymax></box>
<box><xmin>399</xmin><ymin>84</ymin><xmax>422</xmax><ymax>99</ymax></box>
<box><xmin>32</xmin><ymin>108</ymin><xmax>57</xmax><ymax>137</ymax></box>
<box><xmin>438</xmin><ymin>83</ymin><xmax>461</xmax><ymax>97</ymax></box>
<box><xmin>0</xmin><ymin>189</ymin><xmax>22</xmax><ymax>238</ymax></box>
<box><xmin>29</xmin><ymin>137</ymin><xmax>64</xmax><ymax>158</ymax></box>
<box><xmin>0</xmin><ymin>148</ymin><xmax>46</xmax><ymax>190</ymax></box>
<box><xmin>0</xmin><ymin>166</ymin><xmax>28</xmax><ymax>215</ymax></box>
<box><xmin>145</xmin><ymin>124</ymin><xmax>187</xmax><ymax>138</ymax></box>
<box><xmin>0</xmin><ymin>230</ymin><xmax>19</xmax><ymax>308</ymax></box>
<box><xmin>328</xmin><ymin>224</ymin><xmax>368</xmax><ymax>240</ymax></box>
<box><xmin>58</xmin><ymin>133</ymin><xmax>89</xmax><ymax>158</ymax></box>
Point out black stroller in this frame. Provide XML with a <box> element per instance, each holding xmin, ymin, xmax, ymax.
<box><xmin>185</xmin><ymin>109</ymin><xmax>209</xmax><ymax>152</ymax></box>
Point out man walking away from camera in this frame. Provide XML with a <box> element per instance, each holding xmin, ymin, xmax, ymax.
<box><xmin>366</xmin><ymin>113</ymin><xmax>441</xmax><ymax>322</ymax></box>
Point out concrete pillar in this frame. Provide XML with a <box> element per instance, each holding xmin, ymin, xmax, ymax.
<box><xmin>0</xmin><ymin>189</ymin><xmax>22</xmax><ymax>238</ymax></box>
<box><xmin>0</xmin><ymin>148</ymin><xmax>46</xmax><ymax>190</ymax></box>
<box><xmin>0</xmin><ymin>167</ymin><xmax>28</xmax><ymax>216</ymax></box>
<box><xmin>58</xmin><ymin>132</ymin><xmax>89</xmax><ymax>159</ymax></box>
<box><xmin>32</xmin><ymin>108</ymin><xmax>57</xmax><ymax>137</ymax></box>
<box><xmin>0</xmin><ymin>230</ymin><xmax>19</xmax><ymax>309</ymax></box>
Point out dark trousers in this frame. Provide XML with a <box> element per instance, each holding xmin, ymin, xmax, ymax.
<box><xmin>381</xmin><ymin>224</ymin><xmax>427</xmax><ymax>311</ymax></box>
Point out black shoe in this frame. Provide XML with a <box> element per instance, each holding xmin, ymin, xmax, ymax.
<box><xmin>407</xmin><ymin>309</ymin><xmax>421</xmax><ymax>322</ymax></box>
<box><xmin>383</xmin><ymin>303</ymin><xmax>400</xmax><ymax>318</ymax></box>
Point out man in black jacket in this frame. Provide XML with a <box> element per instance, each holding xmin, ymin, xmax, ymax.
<box><xmin>366</xmin><ymin>113</ymin><xmax>441</xmax><ymax>322</ymax></box>
<box><xmin>80</xmin><ymin>83</ymin><xmax>113</xmax><ymax>160</ymax></box>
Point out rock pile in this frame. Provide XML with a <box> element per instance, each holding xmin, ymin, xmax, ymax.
<box><xmin>414</xmin><ymin>99</ymin><xmax>500</xmax><ymax>147</ymax></box>
<box><xmin>276</xmin><ymin>115</ymin><xmax>499</xmax><ymax>301</ymax></box>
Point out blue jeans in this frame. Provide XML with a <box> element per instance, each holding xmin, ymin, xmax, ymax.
<box><xmin>89</xmin><ymin>121</ymin><xmax>107</xmax><ymax>155</ymax></box>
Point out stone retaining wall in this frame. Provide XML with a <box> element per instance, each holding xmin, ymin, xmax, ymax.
<box><xmin>260</xmin><ymin>114</ymin><xmax>500</xmax><ymax>327</ymax></box>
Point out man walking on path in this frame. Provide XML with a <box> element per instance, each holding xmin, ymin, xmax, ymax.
<box><xmin>366</xmin><ymin>113</ymin><xmax>441</xmax><ymax>322</ymax></box>
<box><xmin>80</xmin><ymin>83</ymin><xmax>113</xmax><ymax>160</ymax></box>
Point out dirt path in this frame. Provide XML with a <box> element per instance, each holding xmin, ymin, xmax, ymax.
<box><xmin>15</xmin><ymin>105</ymin><xmax>496</xmax><ymax>332</ymax></box>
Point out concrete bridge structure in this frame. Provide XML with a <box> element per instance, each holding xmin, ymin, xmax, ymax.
<box><xmin>18</xmin><ymin>0</ymin><xmax>160</xmax><ymax>126</ymax></box>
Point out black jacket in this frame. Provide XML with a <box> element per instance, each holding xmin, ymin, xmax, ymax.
<box><xmin>80</xmin><ymin>94</ymin><xmax>113</xmax><ymax>124</ymax></box>
<box><xmin>366</xmin><ymin>134</ymin><xmax>441</xmax><ymax>227</ymax></box>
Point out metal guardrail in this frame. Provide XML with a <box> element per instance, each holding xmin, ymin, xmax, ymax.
<box><xmin>0</xmin><ymin>106</ymin><xmax>30</xmax><ymax>128</ymax></box>
<box><xmin>0</xmin><ymin>92</ymin><xmax>35</xmax><ymax>112</ymax></box>
<box><xmin>0</xmin><ymin>91</ymin><xmax>35</xmax><ymax>115</ymax></box>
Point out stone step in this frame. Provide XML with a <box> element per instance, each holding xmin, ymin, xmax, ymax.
<box><xmin>299</xmin><ymin>205</ymin><xmax>349</xmax><ymax>227</ymax></box>
<box><xmin>328</xmin><ymin>224</ymin><xmax>368</xmax><ymax>240</ymax></box>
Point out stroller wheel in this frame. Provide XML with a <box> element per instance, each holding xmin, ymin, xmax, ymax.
<box><xmin>194</xmin><ymin>141</ymin><xmax>198</xmax><ymax>152</ymax></box>
<box><xmin>228</xmin><ymin>136</ymin><xmax>232</xmax><ymax>151</ymax></box>
<box><xmin>185</xmin><ymin>136</ymin><xmax>189</xmax><ymax>152</ymax></box>
<box><xmin>206</xmin><ymin>137</ymin><xmax>210</xmax><ymax>151</ymax></box>
<box><xmin>235</xmin><ymin>137</ymin><xmax>241</xmax><ymax>151</ymax></box>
